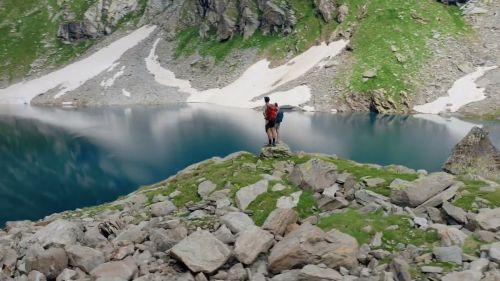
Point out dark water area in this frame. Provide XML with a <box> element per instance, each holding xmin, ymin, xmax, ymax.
<box><xmin>0</xmin><ymin>104</ymin><xmax>499</xmax><ymax>226</ymax></box>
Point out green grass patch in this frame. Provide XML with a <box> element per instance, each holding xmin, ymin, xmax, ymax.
<box><xmin>453</xmin><ymin>178</ymin><xmax>500</xmax><ymax>211</ymax></box>
<box><xmin>318</xmin><ymin>208</ymin><xmax>439</xmax><ymax>250</ymax></box>
<box><xmin>343</xmin><ymin>0</ymin><xmax>469</xmax><ymax>108</ymax></box>
<box><xmin>174</xmin><ymin>0</ymin><xmax>339</xmax><ymax>62</ymax></box>
<box><xmin>462</xmin><ymin>236</ymin><xmax>484</xmax><ymax>256</ymax></box>
<box><xmin>321</xmin><ymin>156</ymin><xmax>418</xmax><ymax>196</ymax></box>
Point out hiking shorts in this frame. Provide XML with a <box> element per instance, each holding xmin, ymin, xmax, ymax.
<box><xmin>275</xmin><ymin>122</ymin><xmax>281</xmax><ymax>130</ymax></box>
<box><xmin>265</xmin><ymin>120</ymin><xmax>276</xmax><ymax>132</ymax></box>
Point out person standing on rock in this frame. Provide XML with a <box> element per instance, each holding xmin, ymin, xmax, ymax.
<box><xmin>263</xmin><ymin>97</ymin><xmax>278</xmax><ymax>146</ymax></box>
<box><xmin>275</xmin><ymin>103</ymin><xmax>284</xmax><ymax>143</ymax></box>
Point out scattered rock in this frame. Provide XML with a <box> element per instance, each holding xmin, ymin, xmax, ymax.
<box><xmin>390</xmin><ymin>172</ymin><xmax>455</xmax><ymax>207</ymax></box>
<box><xmin>441</xmin><ymin>270</ymin><xmax>483</xmax><ymax>281</ymax></box>
<box><xmin>260</xmin><ymin>143</ymin><xmax>293</xmax><ymax>158</ymax></box>
<box><xmin>442</xmin><ymin>202</ymin><xmax>468</xmax><ymax>224</ymax></box>
<box><xmin>262</xmin><ymin>208</ymin><xmax>298</xmax><ymax>236</ymax></box>
<box><xmin>362</xmin><ymin>69</ymin><xmax>377</xmax><ymax>78</ymax></box>
<box><xmin>24</xmin><ymin>245</ymin><xmax>69</xmax><ymax>280</ymax></box>
<box><xmin>220</xmin><ymin>212</ymin><xmax>255</xmax><ymax>234</ymax></box>
<box><xmin>433</xmin><ymin>246</ymin><xmax>462</xmax><ymax>264</ymax></box>
<box><xmin>171</xmin><ymin>230</ymin><xmax>231</xmax><ymax>273</ymax></box>
<box><xmin>31</xmin><ymin>219</ymin><xmax>83</xmax><ymax>247</ymax></box>
<box><xmin>276</xmin><ymin>191</ymin><xmax>302</xmax><ymax>209</ymax></box>
<box><xmin>66</xmin><ymin>244</ymin><xmax>105</xmax><ymax>273</ymax></box>
<box><xmin>150</xmin><ymin>200</ymin><xmax>177</xmax><ymax>217</ymax></box>
<box><xmin>197</xmin><ymin>180</ymin><xmax>217</xmax><ymax>198</ymax></box>
<box><xmin>390</xmin><ymin>257</ymin><xmax>412</xmax><ymax>281</ymax></box>
<box><xmin>289</xmin><ymin>158</ymin><xmax>337</xmax><ymax>192</ymax></box>
<box><xmin>475</xmin><ymin>208</ymin><xmax>500</xmax><ymax>231</ymax></box>
<box><xmin>298</xmin><ymin>264</ymin><xmax>342</xmax><ymax>281</ymax></box>
<box><xmin>90</xmin><ymin>256</ymin><xmax>138</xmax><ymax>281</ymax></box>
<box><xmin>234</xmin><ymin>225</ymin><xmax>274</xmax><ymax>265</ymax></box>
<box><xmin>236</xmin><ymin>180</ymin><xmax>268</xmax><ymax>211</ymax></box>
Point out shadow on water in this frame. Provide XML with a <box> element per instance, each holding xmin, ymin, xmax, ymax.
<box><xmin>0</xmin><ymin>104</ymin><xmax>498</xmax><ymax>225</ymax></box>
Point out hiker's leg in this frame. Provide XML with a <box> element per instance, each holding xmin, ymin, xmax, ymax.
<box><xmin>272</xmin><ymin>128</ymin><xmax>277</xmax><ymax>145</ymax></box>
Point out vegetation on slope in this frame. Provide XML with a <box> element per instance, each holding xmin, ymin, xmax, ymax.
<box><xmin>175</xmin><ymin>0</ymin><xmax>469</xmax><ymax>110</ymax></box>
<box><xmin>0</xmin><ymin>0</ymin><xmax>146</xmax><ymax>84</ymax></box>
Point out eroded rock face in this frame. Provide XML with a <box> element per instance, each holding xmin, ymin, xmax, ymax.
<box><xmin>268</xmin><ymin>223</ymin><xmax>358</xmax><ymax>273</ymax></box>
<box><xmin>314</xmin><ymin>0</ymin><xmax>337</xmax><ymax>23</ymax></box>
<box><xmin>443</xmin><ymin>126</ymin><xmax>500</xmax><ymax>180</ymax></box>
<box><xmin>171</xmin><ymin>230</ymin><xmax>231</xmax><ymax>273</ymax></box>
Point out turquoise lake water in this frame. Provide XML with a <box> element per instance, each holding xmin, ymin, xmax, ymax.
<box><xmin>0</xmin><ymin>104</ymin><xmax>499</xmax><ymax>225</ymax></box>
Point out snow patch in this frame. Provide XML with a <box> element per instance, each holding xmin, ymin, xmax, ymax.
<box><xmin>413</xmin><ymin>66</ymin><xmax>498</xmax><ymax>114</ymax></box>
<box><xmin>0</xmin><ymin>25</ymin><xmax>157</xmax><ymax>104</ymax></box>
<box><xmin>146</xmin><ymin>38</ymin><xmax>349</xmax><ymax>110</ymax></box>
<box><xmin>101</xmin><ymin>66</ymin><xmax>126</xmax><ymax>89</ymax></box>
<box><xmin>122</xmin><ymin>89</ymin><xmax>131</xmax><ymax>97</ymax></box>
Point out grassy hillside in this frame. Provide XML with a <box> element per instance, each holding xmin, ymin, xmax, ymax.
<box><xmin>175</xmin><ymin>0</ymin><xmax>468</xmax><ymax>110</ymax></box>
<box><xmin>0</xmin><ymin>0</ymin><xmax>146</xmax><ymax>84</ymax></box>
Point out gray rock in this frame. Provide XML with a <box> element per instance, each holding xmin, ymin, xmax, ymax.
<box><xmin>214</xmin><ymin>224</ymin><xmax>235</xmax><ymax>244</ymax></box>
<box><xmin>66</xmin><ymin>244</ymin><xmax>105</xmax><ymax>273</ymax></box>
<box><xmin>220</xmin><ymin>212</ymin><xmax>255</xmax><ymax>233</ymax></box>
<box><xmin>24</xmin><ymin>245</ymin><xmax>68</xmax><ymax>280</ymax></box>
<box><xmin>171</xmin><ymin>230</ymin><xmax>231</xmax><ymax>273</ymax></box>
<box><xmin>370</xmin><ymin>232</ymin><xmax>383</xmax><ymax>248</ymax></box>
<box><xmin>260</xmin><ymin>143</ymin><xmax>293</xmax><ymax>158</ymax></box>
<box><xmin>314</xmin><ymin>0</ymin><xmax>337</xmax><ymax>23</ymax></box>
<box><xmin>435</xmin><ymin>225</ymin><xmax>468</xmax><ymax>247</ymax></box>
<box><xmin>90</xmin><ymin>256</ymin><xmax>138</xmax><ymax>281</ymax></box>
<box><xmin>426</xmin><ymin>206</ymin><xmax>446</xmax><ymax>224</ymax></box>
<box><xmin>442</xmin><ymin>202</ymin><xmax>468</xmax><ymax>224</ymax></box>
<box><xmin>475</xmin><ymin>208</ymin><xmax>500</xmax><ymax>231</ymax></box>
<box><xmin>469</xmin><ymin>258</ymin><xmax>490</xmax><ymax>272</ymax></box>
<box><xmin>318</xmin><ymin>197</ymin><xmax>349</xmax><ymax>211</ymax></box>
<box><xmin>235</xmin><ymin>225</ymin><xmax>274</xmax><ymax>265</ymax></box>
<box><xmin>55</xmin><ymin>268</ymin><xmax>76</xmax><ymax>281</ymax></box>
<box><xmin>390</xmin><ymin>257</ymin><xmax>412</xmax><ymax>281</ymax></box>
<box><xmin>363</xmin><ymin>177</ymin><xmax>386</xmax><ymax>188</ymax></box>
<box><xmin>271</xmin><ymin>270</ymin><xmax>300</xmax><ymax>281</ymax></box>
<box><xmin>227</xmin><ymin>263</ymin><xmax>248</xmax><ymax>281</ymax></box>
<box><xmin>415</xmin><ymin>182</ymin><xmax>461</xmax><ymax>210</ymax></box>
<box><xmin>188</xmin><ymin>210</ymin><xmax>208</xmax><ymax>220</ymax></box>
<box><xmin>27</xmin><ymin>271</ymin><xmax>46</xmax><ymax>281</ymax></box>
<box><xmin>194</xmin><ymin>273</ymin><xmax>208</xmax><ymax>281</ymax></box>
<box><xmin>276</xmin><ymin>191</ymin><xmax>302</xmax><ymax>209</ymax></box>
<box><xmin>289</xmin><ymin>158</ymin><xmax>337</xmax><ymax>192</ymax></box>
<box><xmin>31</xmin><ymin>219</ymin><xmax>83</xmax><ymax>247</ymax></box>
<box><xmin>337</xmin><ymin>4</ymin><xmax>349</xmax><ymax>23</ymax></box>
<box><xmin>390</xmin><ymin>172</ymin><xmax>455</xmax><ymax>207</ymax></box>
<box><xmin>262</xmin><ymin>208</ymin><xmax>298</xmax><ymax>236</ymax></box>
<box><xmin>250</xmin><ymin>273</ymin><xmax>267</xmax><ymax>281</ymax></box>
<box><xmin>150</xmin><ymin>200</ymin><xmax>177</xmax><ymax>217</ymax></box>
<box><xmin>441</xmin><ymin>270</ymin><xmax>482</xmax><ymax>281</ymax></box>
<box><xmin>114</xmin><ymin>225</ymin><xmax>146</xmax><ymax>244</ymax></box>
<box><xmin>421</xmin><ymin>266</ymin><xmax>443</xmax><ymax>273</ymax></box>
<box><xmin>268</xmin><ymin>223</ymin><xmax>358</xmax><ymax>273</ymax></box>
<box><xmin>355</xmin><ymin>189</ymin><xmax>389</xmax><ymax>205</ymax></box>
<box><xmin>149</xmin><ymin>227</ymin><xmax>187</xmax><ymax>252</ymax></box>
<box><xmin>389</xmin><ymin>179</ymin><xmax>410</xmax><ymax>190</ymax></box>
<box><xmin>433</xmin><ymin>246</ymin><xmax>462</xmax><ymax>264</ymax></box>
<box><xmin>298</xmin><ymin>264</ymin><xmax>342</xmax><ymax>280</ymax></box>
<box><xmin>236</xmin><ymin>180</ymin><xmax>268</xmax><ymax>211</ymax></box>
<box><xmin>322</xmin><ymin>184</ymin><xmax>339</xmax><ymax>198</ymax></box>
<box><xmin>489</xmin><ymin>242</ymin><xmax>500</xmax><ymax>263</ymax></box>
<box><xmin>443</xmin><ymin>127</ymin><xmax>500</xmax><ymax>181</ymax></box>
<box><xmin>198</xmin><ymin>180</ymin><xmax>216</xmax><ymax>198</ymax></box>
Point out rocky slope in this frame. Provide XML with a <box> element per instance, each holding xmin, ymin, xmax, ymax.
<box><xmin>1</xmin><ymin>143</ymin><xmax>500</xmax><ymax>281</ymax></box>
<box><xmin>2</xmin><ymin>0</ymin><xmax>500</xmax><ymax>117</ymax></box>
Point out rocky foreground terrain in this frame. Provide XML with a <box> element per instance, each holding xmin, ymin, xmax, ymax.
<box><xmin>1</xmin><ymin>128</ymin><xmax>500</xmax><ymax>281</ymax></box>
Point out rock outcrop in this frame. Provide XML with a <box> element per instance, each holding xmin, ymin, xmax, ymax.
<box><xmin>443</xmin><ymin>126</ymin><xmax>500</xmax><ymax>180</ymax></box>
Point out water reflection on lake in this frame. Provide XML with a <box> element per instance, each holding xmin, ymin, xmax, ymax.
<box><xmin>0</xmin><ymin>104</ymin><xmax>498</xmax><ymax>225</ymax></box>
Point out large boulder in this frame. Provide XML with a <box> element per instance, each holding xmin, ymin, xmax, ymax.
<box><xmin>31</xmin><ymin>219</ymin><xmax>83</xmax><ymax>247</ymax></box>
<box><xmin>234</xmin><ymin>225</ymin><xmax>274</xmax><ymax>265</ymax></box>
<box><xmin>260</xmin><ymin>142</ymin><xmax>293</xmax><ymax>158</ymax></box>
<box><xmin>289</xmin><ymin>159</ymin><xmax>337</xmax><ymax>192</ymax></box>
<box><xmin>262</xmin><ymin>208</ymin><xmax>298</xmax><ymax>236</ymax></box>
<box><xmin>220</xmin><ymin>212</ymin><xmax>255</xmax><ymax>233</ymax></box>
<box><xmin>236</xmin><ymin>180</ymin><xmax>268</xmax><ymax>210</ymax></box>
<box><xmin>475</xmin><ymin>208</ymin><xmax>500</xmax><ymax>231</ymax></box>
<box><xmin>65</xmin><ymin>245</ymin><xmax>105</xmax><ymax>273</ymax></box>
<box><xmin>24</xmin><ymin>245</ymin><xmax>68</xmax><ymax>280</ymax></box>
<box><xmin>268</xmin><ymin>223</ymin><xmax>358</xmax><ymax>273</ymax></box>
<box><xmin>149</xmin><ymin>227</ymin><xmax>187</xmax><ymax>252</ymax></box>
<box><xmin>150</xmin><ymin>200</ymin><xmax>177</xmax><ymax>217</ymax></box>
<box><xmin>171</xmin><ymin>230</ymin><xmax>231</xmax><ymax>273</ymax></box>
<box><xmin>314</xmin><ymin>0</ymin><xmax>337</xmax><ymax>23</ymax></box>
<box><xmin>390</xmin><ymin>172</ymin><xmax>455</xmax><ymax>207</ymax></box>
<box><xmin>113</xmin><ymin>225</ymin><xmax>146</xmax><ymax>244</ymax></box>
<box><xmin>90</xmin><ymin>256</ymin><xmax>138</xmax><ymax>281</ymax></box>
<box><xmin>443</xmin><ymin>127</ymin><xmax>500</xmax><ymax>180</ymax></box>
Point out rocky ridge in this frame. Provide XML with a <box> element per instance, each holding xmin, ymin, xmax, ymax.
<box><xmin>1</xmin><ymin>142</ymin><xmax>500</xmax><ymax>281</ymax></box>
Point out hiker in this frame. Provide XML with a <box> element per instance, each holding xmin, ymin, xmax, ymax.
<box><xmin>275</xmin><ymin>103</ymin><xmax>284</xmax><ymax>142</ymax></box>
<box><xmin>263</xmin><ymin>97</ymin><xmax>278</xmax><ymax>146</ymax></box>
